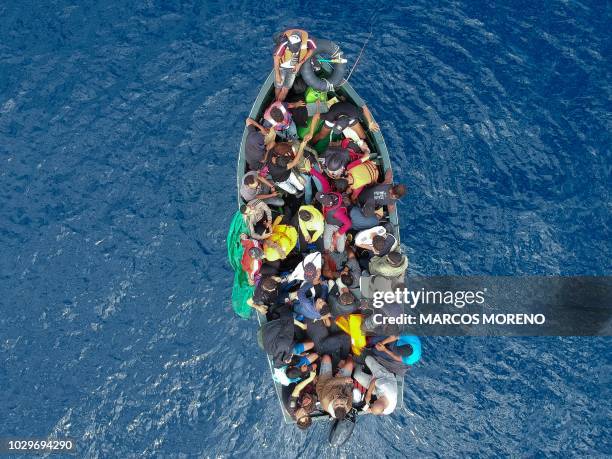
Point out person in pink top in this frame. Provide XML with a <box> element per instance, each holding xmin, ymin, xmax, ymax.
<box><xmin>314</xmin><ymin>191</ymin><xmax>352</xmax><ymax>253</ymax></box>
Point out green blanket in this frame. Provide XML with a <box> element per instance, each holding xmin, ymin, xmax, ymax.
<box><xmin>226</xmin><ymin>210</ymin><xmax>254</xmax><ymax>318</ymax></box>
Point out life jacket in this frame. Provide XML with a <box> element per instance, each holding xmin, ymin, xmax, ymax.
<box><xmin>280</xmin><ymin>31</ymin><xmax>309</xmax><ymax>67</ymax></box>
<box><xmin>264</xmin><ymin>102</ymin><xmax>293</xmax><ymax>131</ymax></box>
<box><xmin>264</xmin><ymin>216</ymin><xmax>298</xmax><ymax>261</ymax></box>
<box><xmin>348</xmin><ymin>161</ymin><xmax>379</xmax><ymax>190</ymax></box>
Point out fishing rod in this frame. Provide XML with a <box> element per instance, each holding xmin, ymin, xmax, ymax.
<box><xmin>345</xmin><ymin>8</ymin><xmax>381</xmax><ymax>82</ymax></box>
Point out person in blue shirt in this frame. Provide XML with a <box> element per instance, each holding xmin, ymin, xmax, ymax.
<box><xmin>294</xmin><ymin>263</ymin><xmax>329</xmax><ymax>320</ymax></box>
<box><xmin>373</xmin><ymin>335</ymin><xmax>422</xmax><ymax>366</ymax></box>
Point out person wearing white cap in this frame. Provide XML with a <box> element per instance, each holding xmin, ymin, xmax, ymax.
<box><xmin>273</xmin><ymin>29</ymin><xmax>317</xmax><ymax>101</ymax></box>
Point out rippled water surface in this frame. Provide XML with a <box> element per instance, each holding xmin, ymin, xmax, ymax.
<box><xmin>1</xmin><ymin>1</ymin><xmax>610</xmax><ymax>457</ymax></box>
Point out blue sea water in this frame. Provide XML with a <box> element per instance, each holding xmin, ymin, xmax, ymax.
<box><xmin>0</xmin><ymin>0</ymin><xmax>610</xmax><ymax>457</ymax></box>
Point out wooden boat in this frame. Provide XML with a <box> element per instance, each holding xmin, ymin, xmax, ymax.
<box><xmin>235</xmin><ymin>64</ymin><xmax>404</xmax><ymax>425</ymax></box>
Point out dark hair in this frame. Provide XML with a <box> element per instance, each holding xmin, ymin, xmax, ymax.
<box><xmin>387</xmin><ymin>251</ymin><xmax>404</xmax><ymax>267</ymax></box>
<box><xmin>244</xmin><ymin>174</ymin><xmax>257</xmax><ymax>186</ymax></box>
<box><xmin>270</xmin><ymin>107</ymin><xmax>284</xmax><ymax>123</ymax></box>
<box><xmin>296</xmin><ymin>415</ymin><xmax>312</xmax><ymax>430</ymax></box>
<box><xmin>286</xmin><ymin>367</ymin><xmax>304</xmax><ymax>379</ymax></box>
<box><xmin>262</xmin><ymin>277</ymin><xmax>278</xmax><ymax>292</ymax></box>
<box><xmin>339</xmin><ymin>292</ymin><xmax>355</xmax><ymax>305</ymax></box>
<box><xmin>372</xmin><ymin>235</ymin><xmax>386</xmax><ymax>253</ymax></box>
<box><xmin>340</xmin><ymin>272</ymin><xmax>353</xmax><ymax>287</ymax></box>
<box><xmin>334</xmin><ymin>178</ymin><xmax>349</xmax><ymax>192</ymax></box>
<box><xmin>397</xmin><ymin>344</ymin><xmax>413</xmax><ymax>357</ymax></box>
<box><xmin>240</xmin><ymin>204</ymin><xmax>247</xmax><ymax>214</ymax></box>
<box><xmin>335</xmin><ymin>407</ymin><xmax>347</xmax><ymax>420</ymax></box>
<box><xmin>273</xmin><ymin>142</ymin><xmax>293</xmax><ymax>156</ymax></box>
<box><xmin>277</xmin><ymin>156</ymin><xmax>290</xmax><ymax>168</ymax></box>
<box><xmin>392</xmin><ymin>184</ymin><xmax>406</xmax><ymax>198</ymax></box>
<box><xmin>299</xmin><ymin>209</ymin><xmax>311</xmax><ymax>222</ymax></box>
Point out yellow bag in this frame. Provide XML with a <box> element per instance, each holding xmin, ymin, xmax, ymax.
<box><xmin>335</xmin><ymin>314</ymin><xmax>366</xmax><ymax>356</ymax></box>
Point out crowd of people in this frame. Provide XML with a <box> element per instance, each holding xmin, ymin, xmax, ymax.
<box><xmin>237</xmin><ymin>29</ymin><xmax>422</xmax><ymax>429</ymax></box>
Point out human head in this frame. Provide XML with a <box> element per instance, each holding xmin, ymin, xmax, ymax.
<box><xmin>303</xmin><ymin>262</ymin><xmax>318</xmax><ymax>283</ymax></box>
<box><xmin>339</xmin><ymin>291</ymin><xmax>355</xmax><ymax>305</ymax></box>
<box><xmin>298</xmin><ymin>209</ymin><xmax>311</xmax><ymax>222</ymax></box>
<box><xmin>273</xmin><ymin>142</ymin><xmax>293</xmax><ymax>157</ymax></box>
<box><xmin>386</xmin><ymin>251</ymin><xmax>404</xmax><ymax>268</ymax></box>
<box><xmin>325</xmin><ymin>152</ymin><xmax>346</xmax><ymax>176</ymax></box>
<box><xmin>262</xmin><ymin>277</ymin><xmax>278</xmax><ymax>292</ymax></box>
<box><xmin>334</xmin><ymin>406</ymin><xmax>347</xmax><ymax>420</ymax></box>
<box><xmin>315</xmin><ymin>192</ymin><xmax>338</xmax><ymax>208</ymax></box>
<box><xmin>372</xmin><ymin>235</ymin><xmax>386</xmax><ymax>254</ymax></box>
<box><xmin>333</xmin><ymin>178</ymin><xmax>349</xmax><ymax>193</ymax></box>
<box><xmin>270</xmin><ymin>107</ymin><xmax>285</xmax><ymax>123</ymax></box>
<box><xmin>286</xmin><ymin>366</ymin><xmax>307</xmax><ymax>379</ymax></box>
<box><xmin>340</xmin><ymin>272</ymin><xmax>353</xmax><ymax>287</ymax></box>
<box><xmin>248</xmin><ymin>247</ymin><xmax>264</xmax><ymax>260</ymax></box>
<box><xmin>391</xmin><ymin>184</ymin><xmax>406</xmax><ymax>199</ymax></box>
<box><xmin>276</xmin><ymin>155</ymin><xmax>290</xmax><ymax>168</ymax></box>
<box><xmin>244</xmin><ymin>174</ymin><xmax>258</xmax><ymax>188</ymax></box>
<box><xmin>287</xmin><ymin>33</ymin><xmax>302</xmax><ymax>52</ymax></box>
<box><xmin>296</xmin><ymin>412</ymin><xmax>312</xmax><ymax>430</ymax></box>
<box><xmin>396</xmin><ymin>344</ymin><xmax>413</xmax><ymax>358</ymax></box>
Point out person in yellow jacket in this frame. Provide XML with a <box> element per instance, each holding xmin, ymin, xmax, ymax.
<box><xmin>297</xmin><ymin>205</ymin><xmax>324</xmax><ymax>245</ymax></box>
<box><xmin>263</xmin><ymin>216</ymin><xmax>298</xmax><ymax>262</ymax></box>
<box><xmin>344</xmin><ymin>153</ymin><xmax>380</xmax><ymax>201</ymax></box>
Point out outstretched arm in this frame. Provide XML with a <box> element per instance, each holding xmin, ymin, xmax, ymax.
<box><xmin>287</xmin><ymin>141</ymin><xmax>306</xmax><ymax>169</ymax></box>
<box><xmin>246</xmin><ymin>118</ymin><xmax>267</xmax><ymax>133</ymax></box>
<box><xmin>362</xmin><ymin>105</ymin><xmax>379</xmax><ymax>132</ymax></box>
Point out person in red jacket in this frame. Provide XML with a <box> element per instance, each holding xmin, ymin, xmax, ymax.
<box><xmin>315</xmin><ymin>191</ymin><xmax>352</xmax><ymax>252</ymax></box>
<box><xmin>240</xmin><ymin>234</ymin><xmax>263</xmax><ymax>286</ymax></box>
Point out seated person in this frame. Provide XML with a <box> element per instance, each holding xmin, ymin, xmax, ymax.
<box><xmin>372</xmin><ymin>335</ymin><xmax>422</xmax><ymax>366</ymax></box>
<box><xmin>369</xmin><ymin>251</ymin><xmax>408</xmax><ymax>280</ymax></box>
<box><xmin>239</xmin><ymin>235</ymin><xmax>263</xmax><ymax>286</ymax></box>
<box><xmin>296</xmin><ymin>205</ymin><xmax>324</xmax><ymax>249</ymax></box>
<box><xmin>311</xmin><ymin>101</ymin><xmax>379</xmax><ymax>147</ymax></box>
<box><xmin>285</xmin><ymin>252</ymin><xmax>322</xmax><ymax>284</ymax></box>
<box><xmin>273</xmin><ymin>29</ymin><xmax>316</xmax><ymax>101</ymax></box>
<box><xmin>240</xmin><ymin>199</ymin><xmax>272</xmax><ymax>240</ymax></box>
<box><xmin>358</xmin><ymin>171</ymin><xmax>406</xmax><ymax>213</ymax></box>
<box><xmin>267</xmin><ymin>142</ymin><xmax>306</xmax><ymax>195</ymax></box>
<box><xmin>274</xmin><ymin>345</ymin><xmax>319</xmax><ymax>385</ymax></box>
<box><xmin>355</xmin><ymin>225</ymin><xmax>387</xmax><ymax>251</ymax></box>
<box><xmin>245</xmin><ymin>118</ymin><xmax>274</xmax><ymax>170</ymax></box>
<box><xmin>288</xmin><ymin>370</ymin><xmax>317</xmax><ymax>430</ymax></box>
<box><xmin>371</xmin><ymin>233</ymin><xmax>398</xmax><ymax>257</ymax></box>
<box><xmin>321</xmin><ymin>146</ymin><xmax>351</xmax><ymax>180</ymax></box>
<box><xmin>295</xmin><ymin>264</ymin><xmax>329</xmax><ymax>320</ymax></box>
<box><xmin>262</xmin><ymin>216</ymin><xmax>298</xmax><ymax>262</ymax></box>
<box><xmin>247</xmin><ymin>276</ymin><xmax>282</xmax><ymax>314</ymax></box>
<box><xmin>334</xmin><ymin>247</ymin><xmax>362</xmax><ymax>297</ymax></box>
<box><xmin>344</xmin><ymin>154</ymin><xmax>380</xmax><ymax>201</ymax></box>
<box><xmin>315</xmin><ymin>191</ymin><xmax>352</xmax><ymax>253</ymax></box>
<box><xmin>349</xmin><ymin>199</ymin><xmax>383</xmax><ymax>231</ymax></box>
<box><xmin>353</xmin><ymin>355</ymin><xmax>398</xmax><ymax>416</ymax></box>
<box><xmin>327</xmin><ymin>285</ymin><xmax>358</xmax><ymax>317</ymax></box>
<box><xmin>262</xmin><ymin>101</ymin><xmax>307</xmax><ymax>141</ymax></box>
<box><xmin>316</xmin><ymin>355</ymin><xmax>354</xmax><ymax>420</ymax></box>
<box><xmin>240</xmin><ymin>171</ymin><xmax>284</xmax><ymax>206</ymax></box>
